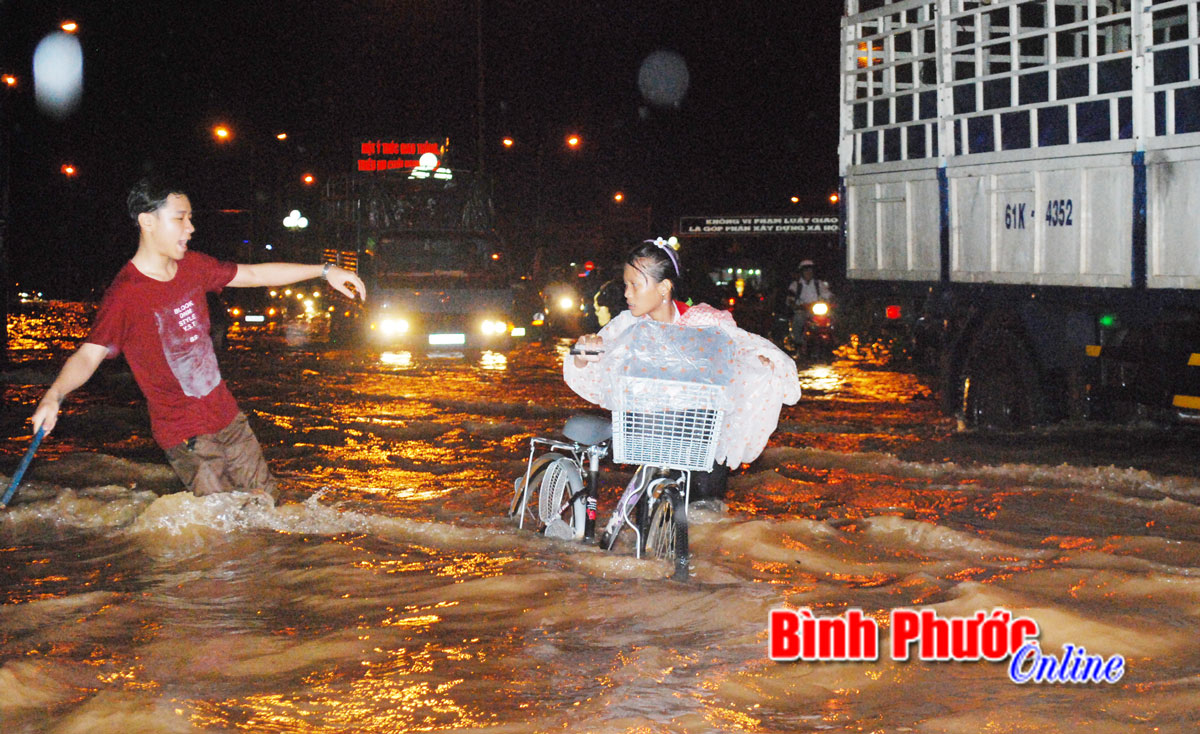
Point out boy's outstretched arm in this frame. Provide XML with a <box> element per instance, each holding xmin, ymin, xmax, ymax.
<box><xmin>229</xmin><ymin>263</ymin><xmax>367</xmax><ymax>302</ymax></box>
<box><xmin>31</xmin><ymin>342</ymin><xmax>109</xmax><ymax>435</ymax></box>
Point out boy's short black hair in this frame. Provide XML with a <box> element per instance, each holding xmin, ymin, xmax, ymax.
<box><xmin>127</xmin><ymin>176</ymin><xmax>187</xmax><ymax>222</ymax></box>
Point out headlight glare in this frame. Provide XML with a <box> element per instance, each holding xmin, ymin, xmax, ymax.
<box><xmin>380</xmin><ymin>318</ymin><xmax>410</xmax><ymax>335</ymax></box>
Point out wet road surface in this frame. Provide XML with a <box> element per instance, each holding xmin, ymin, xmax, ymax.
<box><xmin>3</xmin><ymin>305</ymin><xmax>1200</xmax><ymax>732</ymax></box>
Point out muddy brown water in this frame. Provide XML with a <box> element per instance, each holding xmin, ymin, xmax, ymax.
<box><xmin>3</xmin><ymin>304</ymin><xmax>1200</xmax><ymax>732</ymax></box>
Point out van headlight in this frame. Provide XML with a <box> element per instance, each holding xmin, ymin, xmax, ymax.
<box><xmin>480</xmin><ymin>319</ymin><xmax>509</xmax><ymax>336</ymax></box>
<box><xmin>379</xmin><ymin>318</ymin><xmax>410</xmax><ymax>335</ymax></box>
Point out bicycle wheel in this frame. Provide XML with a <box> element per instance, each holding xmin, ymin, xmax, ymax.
<box><xmin>645</xmin><ymin>483</ymin><xmax>689</xmax><ymax>581</ymax></box>
<box><xmin>537</xmin><ymin>456</ymin><xmax>587</xmax><ymax>541</ymax></box>
<box><xmin>509</xmin><ymin>453</ymin><xmax>560</xmax><ymax>528</ymax></box>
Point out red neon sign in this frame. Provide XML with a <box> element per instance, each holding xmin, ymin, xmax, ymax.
<box><xmin>356</xmin><ymin>140</ymin><xmax>442</xmax><ymax>172</ymax></box>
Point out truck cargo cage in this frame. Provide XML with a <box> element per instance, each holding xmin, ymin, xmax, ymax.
<box><xmin>841</xmin><ymin>0</ymin><xmax>1200</xmax><ymax>290</ymax></box>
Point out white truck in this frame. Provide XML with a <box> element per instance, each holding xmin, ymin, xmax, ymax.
<box><xmin>840</xmin><ymin>0</ymin><xmax>1200</xmax><ymax>426</ymax></box>
<box><xmin>321</xmin><ymin>164</ymin><xmax>520</xmax><ymax>352</ymax></box>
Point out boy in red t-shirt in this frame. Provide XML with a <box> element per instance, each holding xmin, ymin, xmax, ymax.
<box><xmin>30</xmin><ymin>176</ymin><xmax>367</xmax><ymax>502</ymax></box>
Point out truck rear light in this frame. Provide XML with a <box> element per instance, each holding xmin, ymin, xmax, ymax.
<box><xmin>885</xmin><ymin>305</ymin><xmax>902</xmax><ymax>320</ymax></box>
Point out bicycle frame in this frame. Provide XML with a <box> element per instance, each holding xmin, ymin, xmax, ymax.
<box><xmin>601</xmin><ymin>465</ymin><xmax>691</xmax><ymax>558</ymax></box>
<box><xmin>516</xmin><ymin>435</ymin><xmax>609</xmax><ymax>541</ymax></box>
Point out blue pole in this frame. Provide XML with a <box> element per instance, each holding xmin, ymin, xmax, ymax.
<box><xmin>2</xmin><ymin>428</ymin><xmax>45</xmax><ymax>508</ymax></box>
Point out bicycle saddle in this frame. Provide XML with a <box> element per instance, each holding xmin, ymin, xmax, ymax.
<box><xmin>562</xmin><ymin>414</ymin><xmax>612</xmax><ymax>445</ymax></box>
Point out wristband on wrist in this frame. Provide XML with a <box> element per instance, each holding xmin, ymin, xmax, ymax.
<box><xmin>322</xmin><ymin>262</ymin><xmax>332</xmax><ymax>280</ymax></box>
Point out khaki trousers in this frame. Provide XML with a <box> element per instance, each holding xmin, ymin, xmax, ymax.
<box><xmin>164</xmin><ymin>412</ymin><xmax>278</xmax><ymax>501</ymax></box>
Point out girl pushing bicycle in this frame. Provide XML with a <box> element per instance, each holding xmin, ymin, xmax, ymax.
<box><xmin>565</xmin><ymin>238</ymin><xmax>801</xmax><ymax>501</ymax></box>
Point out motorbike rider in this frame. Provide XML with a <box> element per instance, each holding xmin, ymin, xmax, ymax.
<box><xmin>786</xmin><ymin>260</ymin><xmax>834</xmax><ymax>346</ymax></box>
<box><xmin>591</xmin><ymin>278</ymin><xmax>625</xmax><ymax>328</ymax></box>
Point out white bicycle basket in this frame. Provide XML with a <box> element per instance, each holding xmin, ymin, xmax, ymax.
<box><xmin>611</xmin><ymin>375</ymin><xmax>725</xmax><ymax>472</ymax></box>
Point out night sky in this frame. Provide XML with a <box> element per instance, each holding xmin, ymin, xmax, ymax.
<box><xmin>1</xmin><ymin>1</ymin><xmax>844</xmax><ymax>297</ymax></box>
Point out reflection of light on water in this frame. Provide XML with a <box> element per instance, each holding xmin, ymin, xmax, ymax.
<box><xmin>359</xmin><ymin>552</ymin><xmax>517</xmax><ymax>581</ymax></box>
<box><xmin>437</xmin><ymin>553</ymin><xmax>516</xmax><ymax>579</ymax></box>
<box><xmin>797</xmin><ymin>364</ymin><xmax>842</xmax><ymax>393</ymax></box>
<box><xmin>703</xmin><ymin>704</ymin><xmax>762</xmax><ymax>731</ymax></box>
<box><xmin>553</xmin><ymin>338</ymin><xmax>575</xmax><ymax>361</ymax></box>
<box><xmin>381</xmin><ymin>613</ymin><xmax>441</xmax><ymax>627</ymax></box>
<box><xmin>190</xmin><ymin>673</ymin><xmax>490</xmax><ymax>731</ymax></box>
<box><xmin>6</xmin><ymin>301</ymin><xmax>95</xmax><ymax>359</ymax></box>
<box><xmin>379</xmin><ymin>351</ymin><xmax>413</xmax><ymax>368</ymax></box>
<box><xmin>478</xmin><ymin>351</ymin><xmax>507</xmax><ymax>371</ymax></box>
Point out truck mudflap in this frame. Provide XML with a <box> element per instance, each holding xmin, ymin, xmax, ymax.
<box><xmin>1175</xmin><ymin>354</ymin><xmax>1200</xmax><ymax>413</ymax></box>
<box><xmin>1085</xmin><ymin>345</ymin><xmax>1200</xmax><ymax>418</ymax></box>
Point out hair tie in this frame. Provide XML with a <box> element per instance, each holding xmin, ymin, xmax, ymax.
<box><xmin>644</xmin><ymin>237</ymin><xmax>680</xmax><ymax>276</ymax></box>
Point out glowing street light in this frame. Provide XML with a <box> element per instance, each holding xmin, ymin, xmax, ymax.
<box><xmin>302</xmin><ymin>173</ymin><xmax>316</xmax><ymax>185</ymax></box>
<box><xmin>276</xmin><ymin>132</ymin><xmax>288</xmax><ymax>141</ymax></box>
<box><xmin>60</xmin><ymin>163</ymin><xmax>77</xmax><ymax>177</ymax></box>
<box><xmin>2</xmin><ymin>74</ymin><xmax>16</xmax><ymax>87</ymax></box>
<box><xmin>501</xmin><ymin>136</ymin><xmax>514</xmax><ymax>148</ymax></box>
<box><xmin>829</xmin><ymin>192</ymin><xmax>840</xmax><ymax>204</ymax></box>
<box><xmin>213</xmin><ymin>125</ymin><xmax>231</xmax><ymax>142</ymax></box>
<box><xmin>790</xmin><ymin>196</ymin><xmax>800</xmax><ymax>204</ymax></box>
<box><xmin>60</xmin><ymin>21</ymin><xmax>78</xmax><ymax>33</ymax></box>
<box><xmin>283</xmin><ymin>210</ymin><xmax>309</xmax><ymax>230</ymax></box>
<box><xmin>565</xmin><ymin>133</ymin><xmax>581</xmax><ymax>149</ymax></box>
<box><xmin>613</xmin><ymin>192</ymin><xmax>624</xmax><ymax>203</ymax></box>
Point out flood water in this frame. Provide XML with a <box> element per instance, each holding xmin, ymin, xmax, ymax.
<box><xmin>4</xmin><ymin>302</ymin><xmax>1200</xmax><ymax>733</ymax></box>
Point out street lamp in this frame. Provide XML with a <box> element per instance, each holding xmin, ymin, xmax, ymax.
<box><xmin>283</xmin><ymin>210</ymin><xmax>308</xmax><ymax>230</ymax></box>
<box><xmin>60</xmin><ymin>163</ymin><xmax>77</xmax><ymax>177</ymax></box>
<box><xmin>2</xmin><ymin>75</ymin><xmax>15</xmax><ymax>88</ymax></box>
<box><xmin>210</xmin><ymin>122</ymin><xmax>260</xmax><ymax>259</ymax></box>
<box><xmin>524</xmin><ymin>133</ymin><xmax>583</xmax><ymax>228</ymax></box>
<box><xmin>60</xmin><ymin>21</ymin><xmax>79</xmax><ymax>33</ymax></box>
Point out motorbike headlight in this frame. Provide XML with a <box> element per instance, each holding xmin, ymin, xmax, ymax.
<box><xmin>811</xmin><ymin>302</ymin><xmax>829</xmax><ymax>316</ymax></box>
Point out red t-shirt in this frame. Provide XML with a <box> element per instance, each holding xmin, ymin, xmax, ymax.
<box><xmin>86</xmin><ymin>251</ymin><xmax>240</xmax><ymax>449</ymax></box>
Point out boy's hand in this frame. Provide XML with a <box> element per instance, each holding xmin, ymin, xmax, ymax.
<box><xmin>31</xmin><ymin>392</ymin><xmax>63</xmax><ymax>436</ymax></box>
<box><xmin>325</xmin><ymin>266</ymin><xmax>367</xmax><ymax>302</ymax></box>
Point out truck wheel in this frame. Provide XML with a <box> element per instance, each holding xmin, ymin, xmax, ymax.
<box><xmin>961</xmin><ymin>322</ymin><xmax>1046</xmax><ymax>429</ymax></box>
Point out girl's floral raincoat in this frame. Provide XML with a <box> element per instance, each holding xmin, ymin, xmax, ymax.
<box><xmin>564</xmin><ymin>301</ymin><xmax>801</xmax><ymax>468</ymax></box>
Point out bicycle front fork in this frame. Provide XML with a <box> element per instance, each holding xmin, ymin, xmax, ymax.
<box><xmin>583</xmin><ymin>449</ymin><xmax>602</xmax><ymax>542</ymax></box>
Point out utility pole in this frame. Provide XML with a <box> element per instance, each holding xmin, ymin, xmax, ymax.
<box><xmin>0</xmin><ymin>92</ymin><xmax>11</xmax><ymax>365</ymax></box>
<box><xmin>475</xmin><ymin>0</ymin><xmax>486</xmax><ymax>174</ymax></box>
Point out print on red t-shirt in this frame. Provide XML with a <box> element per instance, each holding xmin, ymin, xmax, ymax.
<box><xmin>154</xmin><ymin>293</ymin><xmax>221</xmax><ymax>398</ymax></box>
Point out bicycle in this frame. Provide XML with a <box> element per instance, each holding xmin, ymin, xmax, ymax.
<box><xmin>508</xmin><ymin>371</ymin><xmax>726</xmax><ymax>582</ymax></box>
